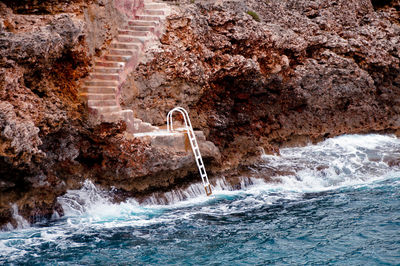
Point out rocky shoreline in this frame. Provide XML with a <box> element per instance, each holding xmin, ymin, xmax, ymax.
<box><xmin>1</xmin><ymin>0</ymin><xmax>399</xmax><ymax>228</ymax></box>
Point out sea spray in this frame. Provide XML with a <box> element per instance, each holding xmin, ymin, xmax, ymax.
<box><xmin>1</xmin><ymin>134</ymin><xmax>399</xmax><ymax>264</ymax></box>
<box><xmin>259</xmin><ymin>134</ymin><xmax>400</xmax><ymax>191</ymax></box>
<box><xmin>1</xmin><ymin>204</ymin><xmax>30</xmax><ymax>231</ymax></box>
<box><xmin>57</xmin><ymin>134</ymin><xmax>400</xmax><ymax>214</ymax></box>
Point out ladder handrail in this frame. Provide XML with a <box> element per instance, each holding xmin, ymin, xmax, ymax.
<box><xmin>167</xmin><ymin>107</ymin><xmax>212</xmax><ymax>196</ymax></box>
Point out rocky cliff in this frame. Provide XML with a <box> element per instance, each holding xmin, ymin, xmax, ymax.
<box><xmin>1</xmin><ymin>0</ymin><xmax>399</xmax><ymax>228</ymax></box>
<box><xmin>0</xmin><ymin>0</ymin><xmax>219</xmax><ymax>229</ymax></box>
<box><xmin>126</xmin><ymin>0</ymin><xmax>400</xmax><ymax>167</ymax></box>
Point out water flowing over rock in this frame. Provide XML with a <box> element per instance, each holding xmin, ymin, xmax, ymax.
<box><xmin>1</xmin><ymin>0</ymin><xmax>399</xmax><ymax>228</ymax></box>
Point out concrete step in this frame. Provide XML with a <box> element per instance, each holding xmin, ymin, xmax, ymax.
<box><xmin>111</xmin><ymin>109</ymin><xmax>136</xmax><ymax>132</ymax></box>
<box><xmin>141</xmin><ymin>121</ymin><xmax>159</xmax><ymax>130</ymax></box>
<box><xmin>95</xmin><ymin>60</ymin><xmax>125</xmax><ymax>68</ymax></box>
<box><xmin>103</xmin><ymin>54</ymin><xmax>132</xmax><ymax>62</ymax></box>
<box><xmin>128</xmin><ymin>20</ymin><xmax>159</xmax><ymax>27</ymax></box>
<box><xmin>111</xmin><ymin>42</ymin><xmax>141</xmax><ymax>50</ymax></box>
<box><xmin>117</xmin><ymin>35</ymin><xmax>149</xmax><ymax>43</ymax></box>
<box><xmin>90</xmin><ymin>106</ymin><xmax>121</xmax><ymax>113</ymax></box>
<box><xmin>132</xmin><ymin>118</ymin><xmax>159</xmax><ymax>133</ymax></box>
<box><xmin>93</xmin><ymin>67</ymin><xmax>122</xmax><ymax>74</ymax></box>
<box><xmin>144</xmin><ymin>9</ymin><xmax>165</xmax><ymax>16</ymax></box>
<box><xmin>84</xmin><ymin>79</ymin><xmax>119</xmax><ymax>87</ymax></box>
<box><xmin>123</xmin><ymin>25</ymin><xmax>155</xmax><ymax>32</ymax></box>
<box><xmin>82</xmin><ymin>86</ymin><xmax>117</xmax><ymax>94</ymax></box>
<box><xmin>90</xmin><ymin>73</ymin><xmax>120</xmax><ymax>81</ymax></box>
<box><xmin>118</xmin><ymin>29</ymin><xmax>151</xmax><ymax>37</ymax></box>
<box><xmin>79</xmin><ymin>92</ymin><xmax>115</xmax><ymax>101</ymax></box>
<box><xmin>88</xmin><ymin>99</ymin><xmax>117</xmax><ymax>107</ymax></box>
<box><xmin>101</xmin><ymin>110</ymin><xmax>135</xmax><ymax>123</ymax></box>
<box><xmin>117</xmin><ymin>110</ymin><xmax>135</xmax><ymax>125</ymax></box>
<box><xmin>135</xmin><ymin>15</ymin><xmax>163</xmax><ymax>22</ymax></box>
<box><xmin>133</xmin><ymin>131</ymin><xmax>209</xmax><ymax>153</ymax></box>
<box><xmin>145</xmin><ymin>3</ymin><xmax>168</xmax><ymax>9</ymax></box>
<box><xmin>103</xmin><ymin>109</ymin><xmax>159</xmax><ymax>134</ymax></box>
<box><xmin>102</xmin><ymin>111</ymin><xmax>122</xmax><ymax>122</ymax></box>
<box><xmin>109</xmin><ymin>48</ymin><xmax>138</xmax><ymax>56</ymax></box>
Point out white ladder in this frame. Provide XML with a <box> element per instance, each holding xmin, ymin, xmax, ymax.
<box><xmin>167</xmin><ymin>107</ymin><xmax>212</xmax><ymax>196</ymax></box>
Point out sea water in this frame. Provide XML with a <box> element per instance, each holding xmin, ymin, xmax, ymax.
<box><xmin>1</xmin><ymin>134</ymin><xmax>399</xmax><ymax>265</ymax></box>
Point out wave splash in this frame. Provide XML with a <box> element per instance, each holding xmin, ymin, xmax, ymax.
<box><xmin>57</xmin><ymin>134</ymin><xmax>400</xmax><ymax>221</ymax></box>
<box><xmin>0</xmin><ymin>204</ymin><xmax>30</xmax><ymax>231</ymax></box>
<box><xmin>1</xmin><ymin>134</ymin><xmax>399</xmax><ymax>264</ymax></box>
<box><xmin>260</xmin><ymin>134</ymin><xmax>400</xmax><ymax>192</ymax></box>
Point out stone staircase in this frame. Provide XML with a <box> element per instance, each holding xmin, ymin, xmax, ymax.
<box><xmin>80</xmin><ymin>0</ymin><xmax>170</xmax><ymax>133</ymax></box>
<box><xmin>78</xmin><ymin>0</ymin><xmax>220</xmax><ymax>193</ymax></box>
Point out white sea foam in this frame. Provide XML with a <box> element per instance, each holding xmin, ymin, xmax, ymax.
<box><xmin>1</xmin><ymin>134</ymin><xmax>399</xmax><ymax>263</ymax></box>
<box><xmin>1</xmin><ymin>204</ymin><xmax>30</xmax><ymax>232</ymax></box>
<box><xmin>54</xmin><ymin>134</ymin><xmax>400</xmax><ymax>224</ymax></box>
<box><xmin>259</xmin><ymin>134</ymin><xmax>400</xmax><ymax>192</ymax></box>
<box><xmin>4</xmin><ymin>134</ymin><xmax>399</xmax><ymax>236</ymax></box>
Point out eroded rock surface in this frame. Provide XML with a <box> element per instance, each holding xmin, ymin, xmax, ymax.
<box><xmin>0</xmin><ymin>0</ymin><xmax>219</xmax><ymax>229</ymax></box>
<box><xmin>1</xmin><ymin>0</ymin><xmax>400</xmax><ymax>228</ymax></box>
<box><xmin>125</xmin><ymin>0</ymin><xmax>400</xmax><ymax>169</ymax></box>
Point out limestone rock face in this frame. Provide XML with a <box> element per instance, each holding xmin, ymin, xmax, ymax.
<box><xmin>124</xmin><ymin>0</ymin><xmax>400</xmax><ymax>168</ymax></box>
<box><xmin>0</xmin><ymin>1</ymin><xmax>85</xmax><ymax>228</ymax></box>
<box><xmin>0</xmin><ymin>0</ymin><xmax>220</xmax><ymax>228</ymax></box>
<box><xmin>1</xmin><ymin>0</ymin><xmax>400</xmax><ymax>227</ymax></box>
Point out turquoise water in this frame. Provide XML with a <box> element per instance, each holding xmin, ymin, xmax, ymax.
<box><xmin>1</xmin><ymin>135</ymin><xmax>400</xmax><ymax>265</ymax></box>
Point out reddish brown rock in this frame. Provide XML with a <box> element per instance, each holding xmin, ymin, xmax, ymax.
<box><xmin>125</xmin><ymin>0</ymin><xmax>400</xmax><ymax>169</ymax></box>
<box><xmin>0</xmin><ymin>0</ymin><xmax>219</xmax><ymax>229</ymax></box>
<box><xmin>1</xmin><ymin>0</ymin><xmax>400</xmax><ymax>228</ymax></box>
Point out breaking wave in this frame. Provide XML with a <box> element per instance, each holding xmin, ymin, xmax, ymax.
<box><xmin>1</xmin><ymin>134</ymin><xmax>399</xmax><ymax>264</ymax></box>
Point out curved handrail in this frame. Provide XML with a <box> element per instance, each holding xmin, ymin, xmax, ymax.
<box><xmin>167</xmin><ymin>107</ymin><xmax>212</xmax><ymax>196</ymax></box>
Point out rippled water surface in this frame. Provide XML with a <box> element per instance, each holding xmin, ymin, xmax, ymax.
<box><xmin>1</xmin><ymin>134</ymin><xmax>400</xmax><ymax>265</ymax></box>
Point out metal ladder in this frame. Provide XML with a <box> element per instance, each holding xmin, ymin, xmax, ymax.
<box><xmin>167</xmin><ymin>107</ymin><xmax>212</xmax><ymax>196</ymax></box>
